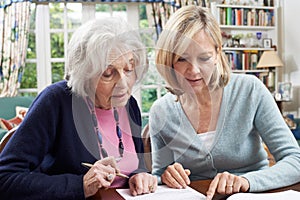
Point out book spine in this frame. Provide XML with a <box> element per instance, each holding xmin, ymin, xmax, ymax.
<box><xmin>226</xmin><ymin>7</ymin><xmax>232</xmax><ymax>25</ymax></box>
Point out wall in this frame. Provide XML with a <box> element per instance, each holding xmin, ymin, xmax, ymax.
<box><xmin>280</xmin><ymin>0</ymin><xmax>300</xmax><ymax>117</ymax></box>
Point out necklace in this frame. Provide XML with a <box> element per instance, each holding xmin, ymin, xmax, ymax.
<box><xmin>85</xmin><ymin>97</ymin><xmax>124</xmax><ymax>161</ymax></box>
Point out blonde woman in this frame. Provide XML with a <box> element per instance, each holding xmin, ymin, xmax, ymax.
<box><xmin>150</xmin><ymin>5</ymin><xmax>300</xmax><ymax>200</ymax></box>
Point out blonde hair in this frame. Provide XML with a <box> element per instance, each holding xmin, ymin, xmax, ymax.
<box><xmin>66</xmin><ymin>18</ymin><xmax>147</xmax><ymax>97</ymax></box>
<box><xmin>155</xmin><ymin>5</ymin><xmax>230</xmax><ymax>94</ymax></box>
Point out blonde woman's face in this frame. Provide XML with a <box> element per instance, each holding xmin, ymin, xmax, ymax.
<box><xmin>95</xmin><ymin>52</ymin><xmax>136</xmax><ymax>109</ymax></box>
<box><xmin>173</xmin><ymin>30</ymin><xmax>217</xmax><ymax>92</ymax></box>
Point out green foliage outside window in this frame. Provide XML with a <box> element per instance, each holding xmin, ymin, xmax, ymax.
<box><xmin>21</xmin><ymin>3</ymin><xmax>165</xmax><ymax>125</ymax></box>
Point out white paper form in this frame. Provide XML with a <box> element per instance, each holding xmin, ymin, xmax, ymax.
<box><xmin>227</xmin><ymin>190</ymin><xmax>300</xmax><ymax>200</ymax></box>
<box><xmin>116</xmin><ymin>185</ymin><xmax>206</xmax><ymax>200</ymax></box>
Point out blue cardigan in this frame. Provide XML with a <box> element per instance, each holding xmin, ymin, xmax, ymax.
<box><xmin>0</xmin><ymin>81</ymin><xmax>147</xmax><ymax>200</ymax></box>
<box><xmin>150</xmin><ymin>74</ymin><xmax>300</xmax><ymax>192</ymax></box>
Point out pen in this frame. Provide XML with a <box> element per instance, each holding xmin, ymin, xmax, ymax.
<box><xmin>81</xmin><ymin>162</ymin><xmax>129</xmax><ymax>179</ymax></box>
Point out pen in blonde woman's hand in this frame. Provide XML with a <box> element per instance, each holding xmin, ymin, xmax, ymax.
<box><xmin>81</xmin><ymin>162</ymin><xmax>129</xmax><ymax>179</ymax></box>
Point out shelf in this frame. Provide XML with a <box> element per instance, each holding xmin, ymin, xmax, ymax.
<box><xmin>223</xmin><ymin>47</ymin><xmax>274</xmax><ymax>51</ymax></box>
<box><xmin>211</xmin><ymin>1</ymin><xmax>279</xmax><ymax>94</ymax></box>
<box><xmin>219</xmin><ymin>25</ymin><xmax>275</xmax><ymax>30</ymax></box>
<box><xmin>232</xmin><ymin>69</ymin><xmax>269</xmax><ymax>73</ymax></box>
<box><xmin>216</xmin><ymin>4</ymin><xmax>275</xmax><ymax>10</ymax></box>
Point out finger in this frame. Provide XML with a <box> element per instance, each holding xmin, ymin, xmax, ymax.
<box><xmin>167</xmin><ymin>163</ymin><xmax>187</xmax><ymax>188</ymax></box>
<box><xmin>162</xmin><ymin>170</ymin><xmax>182</xmax><ymax>189</ymax></box>
<box><xmin>85</xmin><ymin>167</ymin><xmax>106</xmax><ymax>186</ymax></box>
<box><xmin>206</xmin><ymin>175</ymin><xmax>220</xmax><ymax>200</ymax></box>
<box><xmin>133</xmin><ymin>175</ymin><xmax>144</xmax><ymax>195</ymax></box>
<box><xmin>151</xmin><ymin>176</ymin><xmax>158</xmax><ymax>193</ymax></box>
<box><xmin>106</xmin><ymin>166</ymin><xmax>117</xmax><ymax>181</ymax></box>
<box><xmin>97</xmin><ymin>156</ymin><xmax>119</xmax><ymax>171</ymax></box>
<box><xmin>225</xmin><ymin>174</ymin><xmax>234</xmax><ymax>195</ymax></box>
<box><xmin>237</xmin><ymin>176</ymin><xmax>250</xmax><ymax>193</ymax></box>
<box><xmin>232</xmin><ymin>177</ymin><xmax>242</xmax><ymax>193</ymax></box>
<box><xmin>90</xmin><ymin>167</ymin><xmax>113</xmax><ymax>187</ymax></box>
<box><xmin>129</xmin><ymin>178</ymin><xmax>137</xmax><ymax>196</ymax></box>
<box><xmin>147</xmin><ymin>174</ymin><xmax>155</xmax><ymax>193</ymax></box>
<box><xmin>184</xmin><ymin>169</ymin><xmax>191</xmax><ymax>185</ymax></box>
<box><xmin>141</xmin><ymin>175</ymin><xmax>150</xmax><ymax>194</ymax></box>
<box><xmin>216</xmin><ymin>173</ymin><xmax>227</xmax><ymax>194</ymax></box>
<box><xmin>185</xmin><ymin>169</ymin><xmax>191</xmax><ymax>176</ymax></box>
<box><xmin>173</xmin><ymin>164</ymin><xmax>190</xmax><ymax>188</ymax></box>
<box><xmin>95</xmin><ymin>172</ymin><xmax>112</xmax><ymax>188</ymax></box>
<box><xmin>83</xmin><ymin>176</ymin><xmax>102</xmax><ymax>198</ymax></box>
<box><xmin>84</xmin><ymin>176</ymin><xmax>99</xmax><ymax>187</ymax></box>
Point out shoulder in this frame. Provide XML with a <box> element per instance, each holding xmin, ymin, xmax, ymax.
<box><xmin>226</xmin><ymin>73</ymin><xmax>267</xmax><ymax>95</ymax></box>
<box><xmin>42</xmin><ymin>80</ymin><xmax>71</xmax><ymax>97</ymax></box>
<box><xmin>149</xmin><ymin>93</ymin><xmax>180</xmax><ymax>130</ymax></box>
<box><xmin>229</xmin><ymin>73</ymin><xmax>263</xmax><ymax>86</ymax></box>
<box><xmin>29</xmin><ymin>81</ymin><xmax>72</xmax><ymax>113</ymax></box>
<box><xmin>223</xmin><ymin>73</ymin><xmax>272</xmax><ymax>112</ymax></box>
<box><xmin>150</xmin><ymin>93</ymin><xmax>177</xmax><ymax>115</ymax></box>
<box><xmin>36</xmin><ymin>81</ymin><xmax>71</xmax><ymax>101</ymax></box>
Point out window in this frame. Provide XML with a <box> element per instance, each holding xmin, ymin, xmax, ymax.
<box><xmin>21</xmin><ymin>2</ymin><xmax>165</xmax><ymax>127</ymax></box>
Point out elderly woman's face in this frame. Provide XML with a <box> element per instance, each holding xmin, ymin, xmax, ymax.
<box><xmin>173</xmin><ymin>30</ymin><xmax>217</xmax><ymax>92</ymax></box>
<box><xmin>95</xmin><ymin>52</ymin><xmax>136</xmax><ymax>109</ymax></box>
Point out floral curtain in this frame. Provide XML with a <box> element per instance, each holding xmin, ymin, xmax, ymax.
<box><xmin>0</xmin><ymin>0</ymin><xmax>31</xmax><ymax>97</ymax></box>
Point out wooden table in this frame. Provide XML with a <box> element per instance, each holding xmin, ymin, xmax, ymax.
<box><xmin>91</xmin><ymin>180</ymin><xmax>300</xmax><ymax>200</ymax></box>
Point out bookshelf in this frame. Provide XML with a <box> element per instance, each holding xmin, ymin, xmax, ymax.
<box><xmin>210</xmin><ymin>0</ymin><xmax>279</xmax><ymax>92</ymax></box>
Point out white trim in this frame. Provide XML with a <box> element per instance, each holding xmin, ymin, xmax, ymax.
<box><xmin>36</xmin><ymin>4</ymin><xmax>52</xmax><ymax>92</ymax></box>
<box><xmin>64</xmin><ymin>4</ymin><xmax>68</xmax><ymax>73</ymax></box>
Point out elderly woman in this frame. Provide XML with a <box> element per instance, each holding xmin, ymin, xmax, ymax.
<box><xmin>0</xmin><ymin>18</ymin><xmax>157</xmax><ymax>199</ymax></box>
<box><xmin>149</xmin><ymin>5</ymin><xmax>300</xmax><ymax>200</ymax></box>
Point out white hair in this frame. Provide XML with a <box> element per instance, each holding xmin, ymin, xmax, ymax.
<box><xmin>66</xmin><ymin>18</ymin><xmax>147</xmax><ymax>97</ymax></box>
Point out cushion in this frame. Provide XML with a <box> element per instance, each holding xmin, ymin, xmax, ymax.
<box><xmin>0</xmin><ymin>106</ymin><xmax>29</xmax><ymax>130</ymax></box>
<box><xmin>0</xmin><ymin>118</ymin><xmax>14</xmax><ymax>130</ymax></box>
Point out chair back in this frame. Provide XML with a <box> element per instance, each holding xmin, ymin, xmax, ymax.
<box><xmin>142</xmin><ymin>124</ymin><xmax>152</xmax><ymax>171</ymax></box>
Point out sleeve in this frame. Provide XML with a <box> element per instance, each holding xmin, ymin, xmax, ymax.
<box><xmin>242</xmin><ymin>79</ymin><xmax>300</xmax><ymax>192</ymax></box>
<box><xmin>148</xmin><ymin>99</ymin><xmax>175</xmax><ymax>184</ymax></box>
<box><xmin>0</xmin><ymin>86</ymin><xmax>85</xmax><ymax>200</ymax></box>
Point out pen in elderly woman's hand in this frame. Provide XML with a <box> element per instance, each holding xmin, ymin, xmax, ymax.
<box><xmin>81</xmin><ymin>162</ymin><xmax>129</xmax><ymax>179</ymax></box>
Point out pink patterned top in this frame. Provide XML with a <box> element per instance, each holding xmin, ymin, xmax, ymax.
<box><xmin>95</xmin><ymin>106</ymin><xmax>138</xmax><ymax>188</ymax></box>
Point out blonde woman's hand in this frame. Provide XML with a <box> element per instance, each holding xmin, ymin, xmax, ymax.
<box><xmin>161</xmin><ymin>162</ymin><xmax>191</xmax><ymax>189</ymax></box>
<box><xmin>129</xmin><ymin>172</ymin><xmax>158</xmax><ymax>196</ymax></box>
<box><xmin>206</xmin><ymin>171</ymin><xmax>250</xmax><ymax>200</ymax></box>
<box><xmin>83</xmin><ymin>157</ymin><xmax>119</xmax><ymax>198</ymax></box>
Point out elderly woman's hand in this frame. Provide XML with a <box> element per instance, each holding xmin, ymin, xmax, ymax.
<box><xmin>83</xmin><ymin>157</ymin><xmax>119</xmax><ymax>198</ymax></box>
<box><xmin>129</xmin><ymin>172</ymin><xmax>158</xmax><ymax>196</ymax></box>
<box><xmin>206</xmin><ymin>171</ymin><xmax>250</xmax><ymax>200</ymax></box>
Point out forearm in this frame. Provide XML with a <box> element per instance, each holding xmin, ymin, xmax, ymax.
<box><xmin>0</xmin><ymin>172</ymin><xmax>85</xmax><ymax>200</ymax></box>
<box><xmin>243</xmin><ymin>157</ymin><xmax>300</xmax><ymax>192</ymax></box>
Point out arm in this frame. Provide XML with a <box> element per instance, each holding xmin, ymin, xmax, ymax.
<box><xmin>0</xmin><ymin>84</ymin><xmax>85</xmax><ymax>200</ymax></box>
<box><xmin>205</xmin><ymin>75</ymin><xmax>300</xmax><ymax>199</ymax></box>
<box><xmin>242</xmin><ymin>80</ymin><xmax>300</xmax><ymax>192</ymax></box>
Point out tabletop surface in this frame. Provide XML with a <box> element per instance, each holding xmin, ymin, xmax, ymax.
<box><xmin>90</xmin><ymin>179</ymin><xmax>300</xmax><ymax>200</ymax></box>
